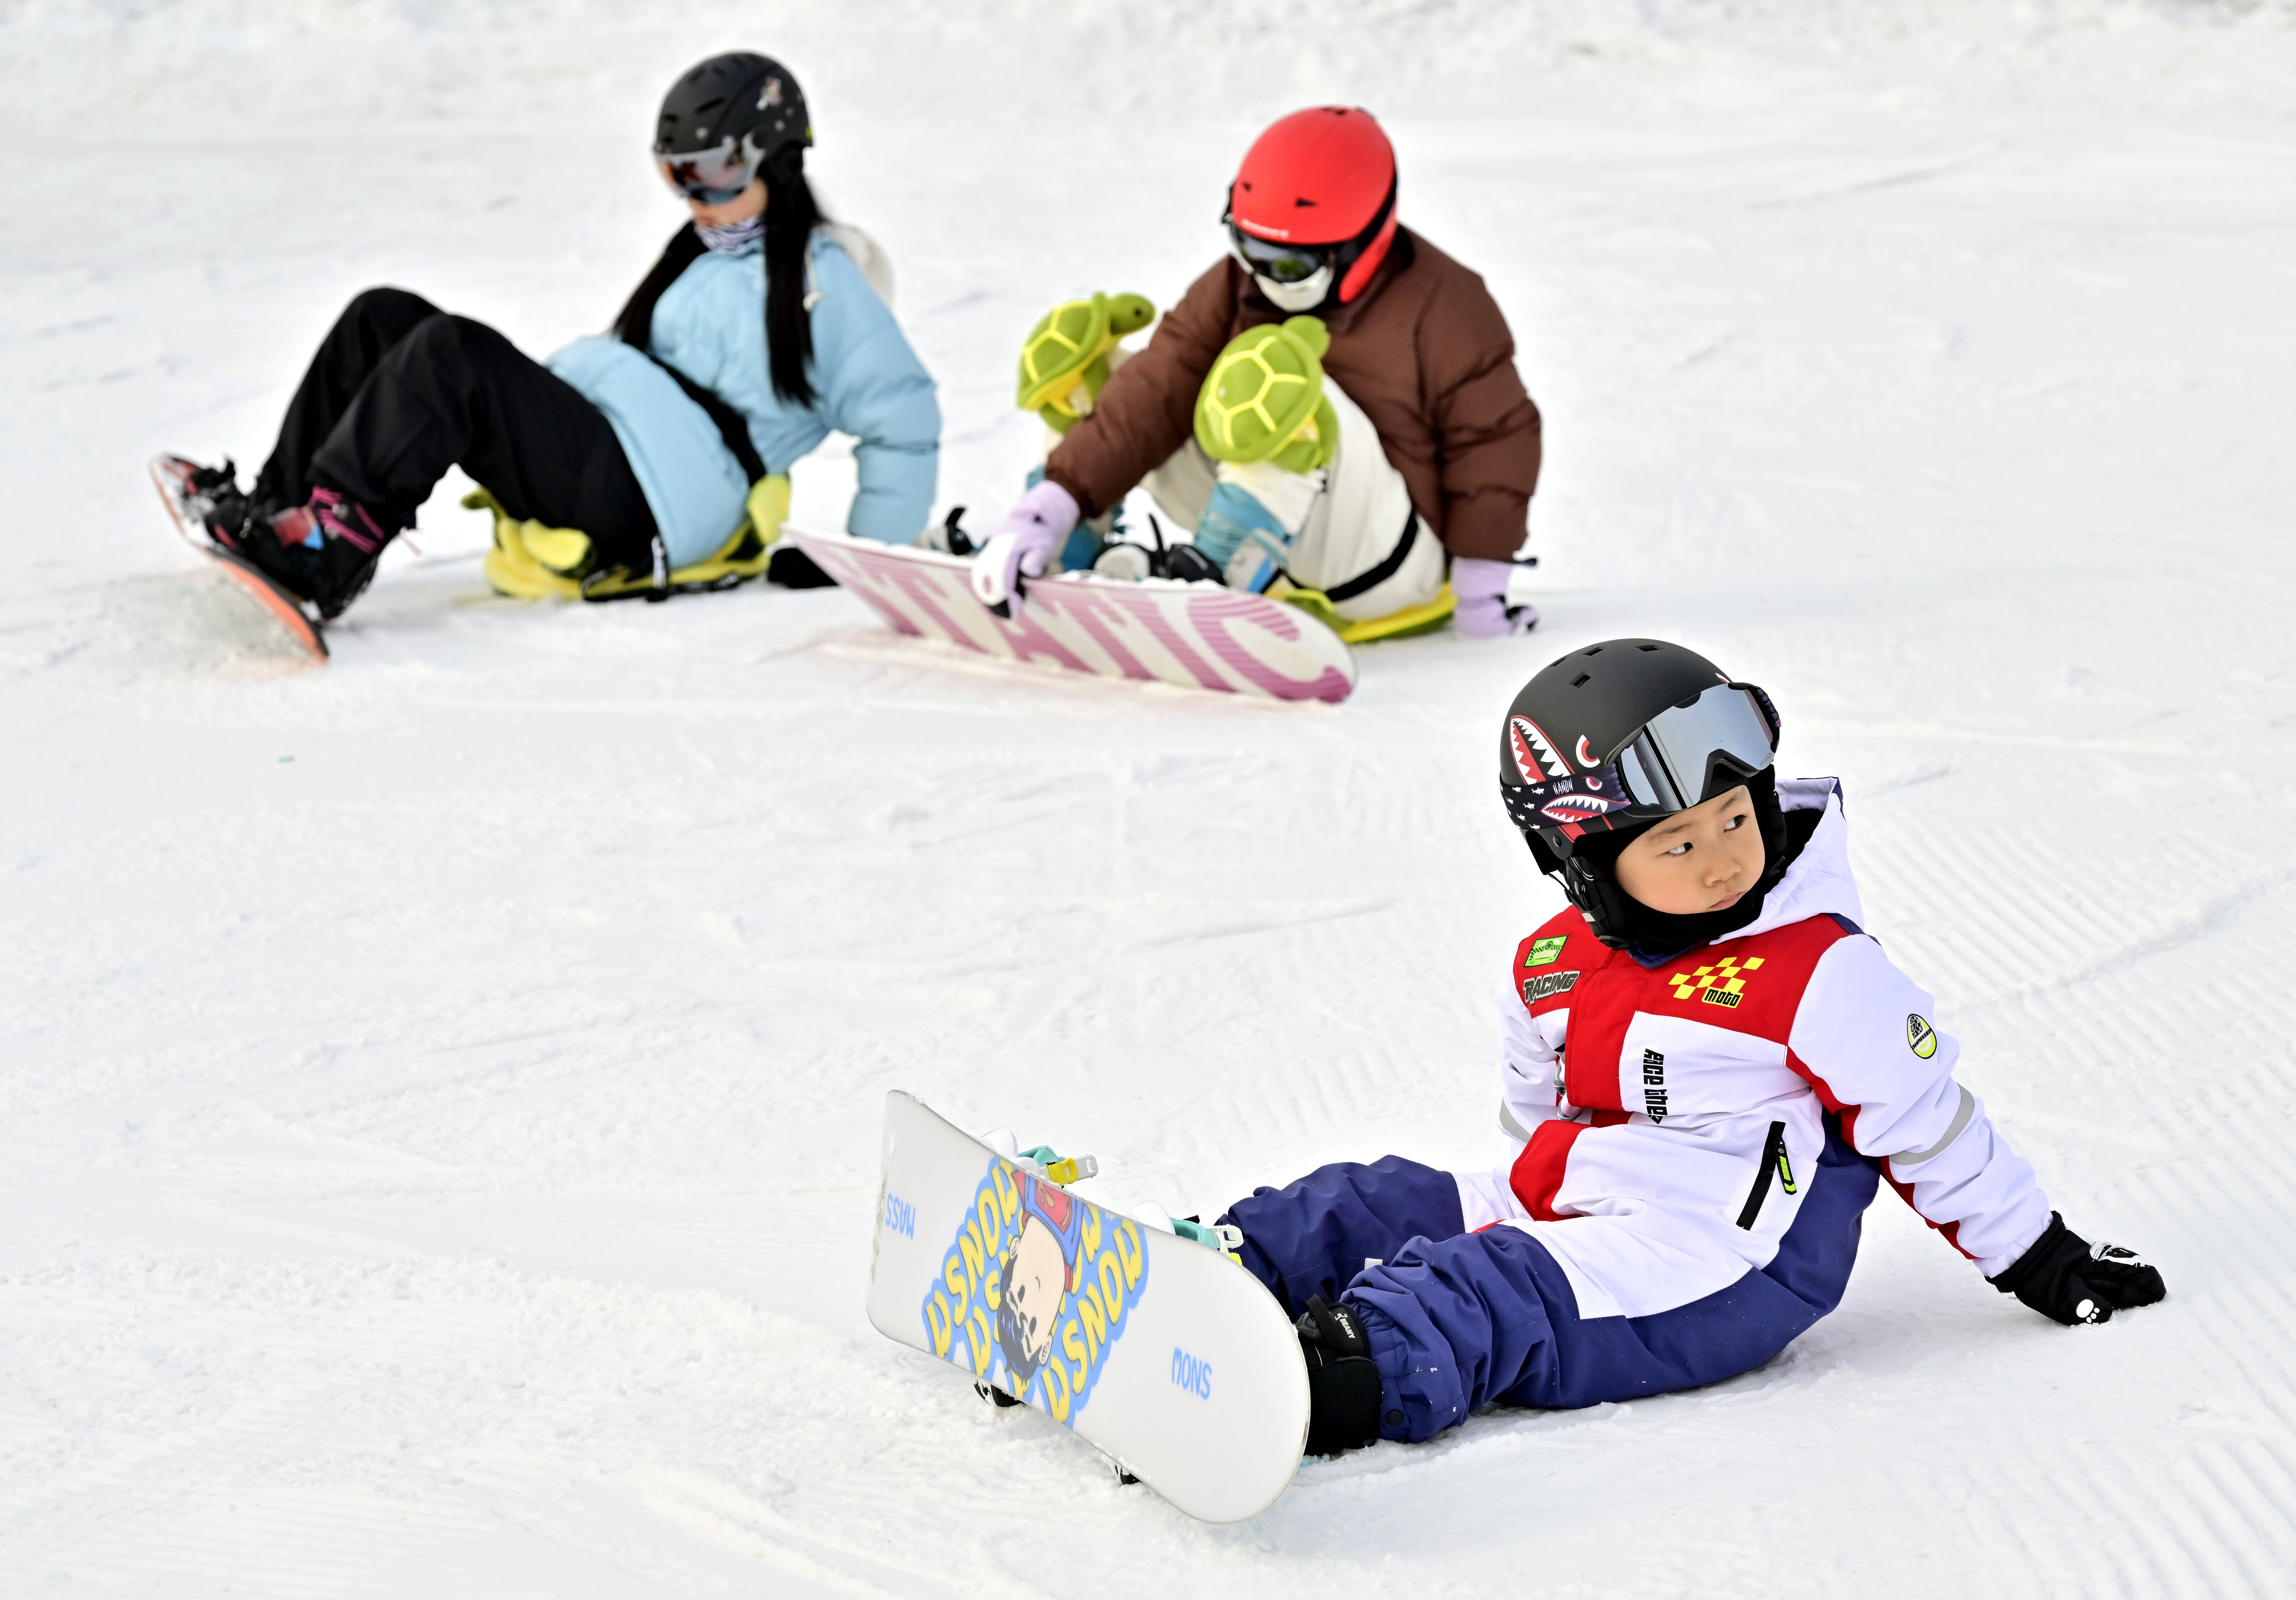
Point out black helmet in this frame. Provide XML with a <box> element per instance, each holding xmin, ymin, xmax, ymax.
<box><xmin>1498</xmin><ymin>639</ymin><xmax>1782</xmax><ymax>945</ymax></box>
<box><xmin>654</xmin><ymin>53</ymin><xmax>813</xmax><ymax>203</ymax></box>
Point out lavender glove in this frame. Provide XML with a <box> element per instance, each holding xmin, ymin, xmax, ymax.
<box><xmin>1451</xmin><ymin>556</ymin><xmax>1539</xmax><ymax>638</ymax></box>
<box><xmin>970</xmin><ymin>479</ymin><xmax>1081</xmax><ymax>617</ymax></box>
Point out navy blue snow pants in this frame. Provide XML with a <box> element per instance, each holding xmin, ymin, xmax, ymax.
<box><xmin>1216</xmin><ymin>1128</ymin><xmax>1881</xmax><ymax>1443</ymax></box>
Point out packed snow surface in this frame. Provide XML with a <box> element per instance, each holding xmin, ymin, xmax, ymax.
<box><xmin>4</xmin><ymin>2</ymin><xmax>2295</xmax><ymax>1593</ymax></box>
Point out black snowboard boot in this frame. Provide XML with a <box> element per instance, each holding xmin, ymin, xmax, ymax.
<box><xmin>153</xmin><ymin>455</ymin><xmax>264</xmax><ymax>545</ymax></box>
<box><xmin>235</xmin><ymin>485</ymin><xmax>396</xmax><ymax>620</ymax></box>
<box><xmin>1296</xmin><ymin>1294</ymin><xmax>1382</xmax><ymax>1456</ymax></box>
<box><xmin>1161</xmin><ymin>543</ymin><xmax>1223</xmax><ymax>584</ymax></box>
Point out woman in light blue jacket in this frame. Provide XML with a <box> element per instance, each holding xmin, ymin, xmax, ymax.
<box><xmin>157</xmin><ymin>51</ymin><xmax>938</xmax><ymax>620</ymax></box>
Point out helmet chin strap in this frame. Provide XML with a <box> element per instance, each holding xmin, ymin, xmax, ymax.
<box><xmin>1530</xmin><ymin>768</ymin><xmax>1790</xmax><ymax>955</ymax></box>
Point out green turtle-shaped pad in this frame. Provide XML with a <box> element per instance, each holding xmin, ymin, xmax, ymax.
<box><xmin>1193</xmin><ymin>315</ymin><xmax>1339</xmax><ymax>473</ymax></box>
<box><xmin>1017</xmin><ymin>292</ymin><xmax>1156</xmax><ymax>432</ymax></box>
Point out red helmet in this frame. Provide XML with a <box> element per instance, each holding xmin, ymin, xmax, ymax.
<box><xmin>1226</xmin><ymin>107</ymin><xmax>1400</xmax><ymax>310</ymax></box>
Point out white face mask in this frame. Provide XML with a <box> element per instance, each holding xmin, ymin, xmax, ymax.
<box><xmin>1253</xmin><ymin>266</ymin><xmax>1332</xmax><ymax>313</ymax></box>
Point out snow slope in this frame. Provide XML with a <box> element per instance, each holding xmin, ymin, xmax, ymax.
<box><xmin>4</xmin><ymin>2</ymin><xmax>2296</xmax><ymax>1593</ymax></box>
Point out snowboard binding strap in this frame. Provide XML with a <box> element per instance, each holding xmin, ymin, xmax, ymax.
<box><xmin>1018</xmin><ymin>1146</ymin><xmax>1098</xmax><ymax>1186</ymax></box>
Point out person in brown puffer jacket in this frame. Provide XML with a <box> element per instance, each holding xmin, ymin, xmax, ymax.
<box><xmin>970</xmin><ymin>106</ymin><xmax>1544</xmax><ymax>640</ymax></box>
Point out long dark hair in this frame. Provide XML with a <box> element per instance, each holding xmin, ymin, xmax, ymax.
<box><xmin>612</xmin><ymin>157</ymin><xmax>825</xmax><ymax>413</ymax></box>
<box><xmin>762</xmin><ymin>151</ymin><xmax>821</xmax><ymax>409</ymax></box>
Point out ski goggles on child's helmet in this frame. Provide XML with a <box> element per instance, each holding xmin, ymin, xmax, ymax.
<box><xmin>1226</xmin><ymin>223</ymin><xmax>1335</xmax><ymax>286</ymax></box>
<box><xmin>1502</xmin><ymin>682</ymin><xmax>1781</xmax><ymax>834</ymax></box>
<box><xmin>1225</xmin><ymin>220</ymin><xmax>1336</xmax><ymax>309</ymax></box>
<box><xmin>656</xmin><ymin>134</ymin><xmax>766</xmax><ymax>204</ymax></box>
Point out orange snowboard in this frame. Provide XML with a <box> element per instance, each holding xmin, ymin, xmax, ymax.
<box><xmin>149</xmin><ymin>455</ymin><xmax>328</xmax><ymax>663</ymax></box>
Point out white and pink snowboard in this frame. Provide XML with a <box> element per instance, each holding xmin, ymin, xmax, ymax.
<box><xmin>788</xmin><ymin>529</ymin><xmax>1356</xmax><ymax>703</ymax></box>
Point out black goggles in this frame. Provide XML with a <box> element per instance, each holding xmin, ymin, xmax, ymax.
<box><xmin>1502</xmin><ymin>682</ymin><xmax>1781</xmax><ymax>834</ymax></box>
<box><xmin>1225</xmin><ymin>219</ymin><xmax>1336</xmax><ymax>286</ymax></box>
<box><xmin>657</xmin><ymin>136</ymin><xmax>761</xmax><ymax>205</ymax></box>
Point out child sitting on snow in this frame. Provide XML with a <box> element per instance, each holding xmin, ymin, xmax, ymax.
<box><xmin>1116</xmin><ymin>637</ymin><xmax>2165</xmax><ymax>1454</ymax></box>
<box><xmin>968</xmin><ymin>106</ymin><xmax>1544</xmax><ymax>644</ymax></box>
<box><xmin>154</xmin><ymin>52</ymin><xmax>935</xmax><ymax>620</ymax></box>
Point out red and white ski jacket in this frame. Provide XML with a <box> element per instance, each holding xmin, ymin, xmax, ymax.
<box><xmin>1459</xmin><ymin>780</ymin><xmax>2049</xmax><ymax>1318</ymax></box>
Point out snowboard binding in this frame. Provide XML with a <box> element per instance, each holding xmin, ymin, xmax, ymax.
<box><xmin>150</xmin><ymin>454</ymin><xmax>331</xmax><ymax>662</ymax></box>
<box><xmin>979</xmin><ymin>1127</ymin><xmax>1099</xmax><ymax>1186</ymax></box>
<box><xmin>1089</xmin><ymin>512</ymin><xmax>1220</xmax><ymax>584</ymax></box>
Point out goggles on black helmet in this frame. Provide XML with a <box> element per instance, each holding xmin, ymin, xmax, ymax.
<box><xmin>657</xmin><ymin>135</ymin><xmax>766</xmax><ymax>205</ymax></box>
<box><xmin>1502</xmin><ymin>682</ymin><xmax>1781</xmax><ymax>835</ymax></box>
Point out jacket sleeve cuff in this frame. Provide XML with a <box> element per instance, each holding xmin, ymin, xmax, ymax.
<box><xmin>1436</xmin><ymin>502</ymin><xmax>1533</xmax><ymax>563</ymax></box>
<box><xmin>1039</xmin><ymin>461</ymin><xmax>1102</xmax><ymax>523</ymax></box>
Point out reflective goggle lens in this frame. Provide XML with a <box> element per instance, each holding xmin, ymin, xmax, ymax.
<box><xmin>1615</xmin><ymin>685</ymin><xmax>1778</xmax><ymax>813</ymax></box>
<box><xmin>1228</xmin><ymin>224</ymin><xmax>1335</xmax><ymax>285</ymax></box>
<box><xmin>657</xmin><ymin>136</ymin><xmax>758</xmax><ymax>204</ymax></box>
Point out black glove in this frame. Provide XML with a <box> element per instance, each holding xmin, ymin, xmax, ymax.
<box><xmin>1988</xmin><ymin>1211</ymin><xmax>2166</xmax><ymax>1325</ymax></box>
<box><xmin>1297</xmin><ymin>1295</ymin><xmax>1383</xmax><ymax>1456</ymax></box>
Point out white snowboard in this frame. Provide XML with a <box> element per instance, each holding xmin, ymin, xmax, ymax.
<box><xmin>790</xmin><ymin>528</ymin><xmax>1357</xmax><ymax>703</ymax></box>
<box><xmin>866</xmin><ymin>1090</ymin><xmax>1310</xmax><ymax>1523</ymax></box>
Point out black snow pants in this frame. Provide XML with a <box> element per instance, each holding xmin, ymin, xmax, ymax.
<box><xmin>252</xmin><ymin>287</ymin><xmax>659</xmax><ymax>571</ymax></box>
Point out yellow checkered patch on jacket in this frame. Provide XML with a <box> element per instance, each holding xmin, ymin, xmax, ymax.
<box><xmin>1665</xmin><ymin>955</ymin><xmax>1766</xmax><ymax>1009</ymax></box>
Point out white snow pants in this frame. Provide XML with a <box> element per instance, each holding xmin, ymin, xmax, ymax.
<box><xmin>1133</xmin><ymin>380</ymin><xmax>1448</xmax><ymax>622</ymax></box>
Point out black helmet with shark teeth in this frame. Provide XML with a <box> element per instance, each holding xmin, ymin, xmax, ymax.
<box><xmin>1499</xmin><ymin>638</ymin><xmax>1782</xmax><ymax>946</ymax></box>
